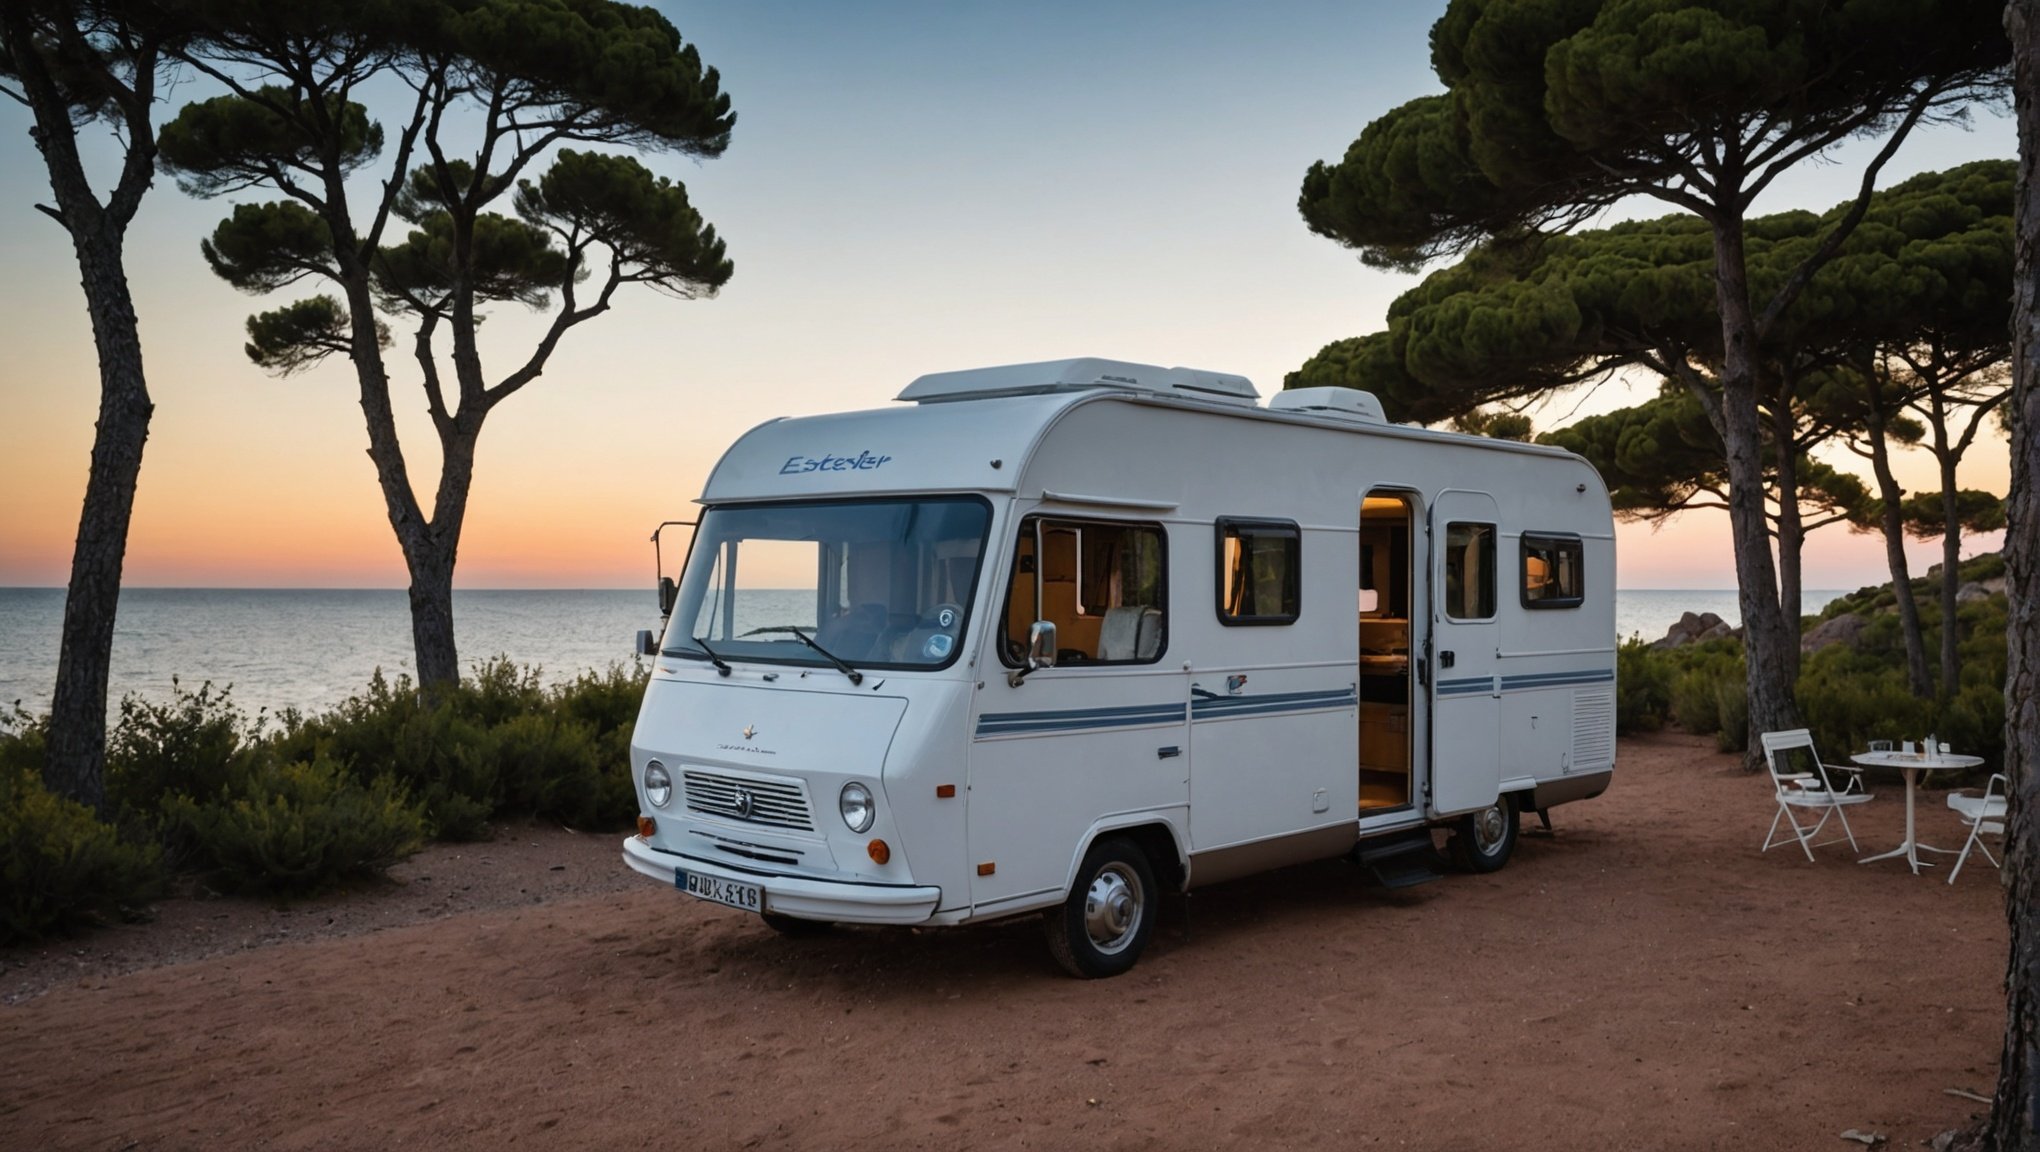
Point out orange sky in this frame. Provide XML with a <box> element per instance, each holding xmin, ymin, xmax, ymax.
<box><xmin>0</xmin><ymin>3</ymin><xmax>2014</xmax><ymax>591</ymax></box>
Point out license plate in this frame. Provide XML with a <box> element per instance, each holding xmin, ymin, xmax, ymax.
<box><xmin>676</xmin><ymin>868</ymin><xmax>763</xmax><ymax>913</ymax></box>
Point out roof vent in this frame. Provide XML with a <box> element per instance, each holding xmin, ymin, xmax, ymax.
<box><xmin>1267</xmin><ymin>387</ymin><xmax>1388</xmax><ymax>424</ymax></box>
<box><xmin>897</xmin><ymin>357</ymin><xmax>1259</xmax><ymax>406</ymax></box>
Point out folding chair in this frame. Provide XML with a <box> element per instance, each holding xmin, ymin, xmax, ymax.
<box><xmin>1760</xmin><ymin>729</ymin><xmax>1873</xmax><ymax>861</ymax></box>
<box><xmin>1946</xmin><ymin>773</ymin><xmax>2008</xmax><ymax>885</ymax></box>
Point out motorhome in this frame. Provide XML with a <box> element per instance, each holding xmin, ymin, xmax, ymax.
<box><xmin>622</xmin><ymin>357</ymin><xmax>1616</xmax><ymax>977</ymax></box>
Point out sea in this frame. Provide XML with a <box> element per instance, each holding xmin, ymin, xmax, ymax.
<box><xmin>0</xmin><ymin>586</ymin><xmax>1846</xmax><ymax>721</ymax></box>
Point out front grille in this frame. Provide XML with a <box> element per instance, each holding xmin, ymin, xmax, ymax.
<box><xmin>682</xmin><ymin>769</ymin><xmax>815</xmax><ymax>832</ymax></box>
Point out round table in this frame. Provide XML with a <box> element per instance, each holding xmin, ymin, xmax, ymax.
<box><xmin>1849</xmin><ymin>750</ymin><xmax>1986</xmax><ymax>875</ymax></box>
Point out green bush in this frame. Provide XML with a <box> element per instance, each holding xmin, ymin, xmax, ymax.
<box><xmin>106</xmin><ymin>680</ymin><xmax>266</xmax><ymax>839</ymax></box>
<box><xmin>1711</xmin><ymin>676</ymin><xmax>1747</xmax><ymax>753</ymax></box>
<box><xmin>1616</xmin><ymin>637</ymin><xmax>1670</xmax><ymax>734</ymax></box>
<box><xmin>5</xmin><ymin>656</ymin><xmax>646</xmax><ymax>935</ymax></box>
<box><xmin>269</xmin><ymin>659</ymin><xmax>647</xmax><ymax>838</ymax></box>
<box><xmin>0</xmin><ymin>761</ymin><xmax>163</xmax><ymax>943</ymax></box>
<box><xmin>275</xmin><ymin>671</ymin><xmax>498</xmax><ymax>840</ymax></box>
<box><xmin>166</xmin><ymin>757</ymin><xmax>425</xmax><ymax>896</ymax></box>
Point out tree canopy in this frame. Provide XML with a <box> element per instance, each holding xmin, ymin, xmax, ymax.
<box><xmin>152</xmin><ymin>0</ymin><xmax>736</xmax><ymax>687</ymax></box>
<box><xmin>1301</xmin><ymin>0</ymin><xmax>2005</xmax><ymax>268</ymax></box>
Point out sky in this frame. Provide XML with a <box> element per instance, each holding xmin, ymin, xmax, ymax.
<box><xmin>0</xmin><ymin>0</ymin><xmax>2017</xmax><ymax>591</ymax></box>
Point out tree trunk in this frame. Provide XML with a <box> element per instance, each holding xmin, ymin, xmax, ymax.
<box><xmin>406</xmin><ymin>542</ymin><xmax>460</xmax><ymax>689</ymax></box>
<box><xmin>398</xmin><ymin>422</ymin><xmax>482</xmax><ymax>690</ymax></box>
<box><xmin>1709</xmin><ymin>216</ymin><xmax>1804</xmax><ymax>768</ymax></box>
<box><xmin>1941</xmin><ymin>446</ymin><xmax>1966</xmax><ymax>696</ymax></box>
<box><xmin>1772</xmin><ymin>406</ymin><xmax>1804</xmax><ymax>684</ymax></box>
<box><xmin>1991</xmin><ymin>4</ymin><xmax>2040</xmax><ymax>1148</ymax></box>
<box><xmin>1867</xmin><ymin>407</ymin><xmax>1935</xmax><ymax>698</ymax></box>
<box><xmin>4</xmin><ymin>11</ymin><xmax>159</xmax><ymax>815</ymax></box>
<box><xmin>42</xmin><ymin>229</ymin><xmax>151</xmax><ymax>815</ymax></box>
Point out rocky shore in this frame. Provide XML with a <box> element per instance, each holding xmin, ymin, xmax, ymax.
<box><xmin>1646</xmin><ymin>569</ymin><xmax>2006</xmax><ymax>656</ymax></box>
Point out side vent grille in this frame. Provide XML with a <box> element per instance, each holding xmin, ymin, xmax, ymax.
<box><xmin>1572</xmin><ymin>688</ymin><xmax>1615</xmax><ymax>770</ymax></box>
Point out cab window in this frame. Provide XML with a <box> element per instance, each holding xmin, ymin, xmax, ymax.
<box><xmin>1002</xmin><ymin>516</ymin><xmax>1167</xmax><ymax>665</ymax></box>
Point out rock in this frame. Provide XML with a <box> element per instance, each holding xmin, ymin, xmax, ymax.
<box><xmin>1652</xmin><ymin>611</ymin><xmax>1729</xmax><ymax>649</ymax></box>
<box><xmin>1801</xmin><ymin>612</ymin><xmax>1870</xmax><ymax>654</ymax></box>
<box><xmin>1982</xmin><ymin>576</ymin><xmax>2006</xmax><ymax>596</ymax></box>
<box><xmin>1956</xmin><ymin>582</ymin><xmax>1991</xmax><ymax>605</ymax></box>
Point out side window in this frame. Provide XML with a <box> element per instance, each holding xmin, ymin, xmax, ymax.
<box><xmin>1522</xmin><ymin>533</ymin><xmax>1585</xmax><ymax>609</ymax></box>
<box><xmin>1216</xmin><ymin>518</ymin><xmax>1300</xmax><ymax>625</ymax></box>
<box><xmin>1443</xmin><ymin>522</ymin><xmax>1496</xmax><ymax>620</ymax></box>
<box><xmin>1002</xmin><ymin>516</ymin><xmax>1168</xmax><ymax>665</ymax></box>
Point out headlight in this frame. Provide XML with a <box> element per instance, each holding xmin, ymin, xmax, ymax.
<box><xmin>644</xmin><ymin>760</ymin><xmax>672</xmax><ymax>808</ymax></box>
<box><xmin>839</xmin><ymin>781</ymin><xmax>875</xmax><ymax>833</ymax></box>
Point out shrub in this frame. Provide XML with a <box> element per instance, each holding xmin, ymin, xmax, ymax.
<box><xmin>106</xmin><ymin>680</ymin><xmax>266</xmax><ymax>836</ymax></box>
<box><xmin>166</xmin><ymin>757</ymin><xmax>425</xmax><ymax>896</ymax></box>
<box><xmin>1711</xmin><ymin>677</ymin><xmax>1747</xmax><ymax>753</ymax></box>
<box><xmin>276</xmin><ymin>671</ymin><xmax>499</xmax><ymax>840</ymax></box>
<box><xmin>449</xmin><ymin>656</ymin><xmax>549</xmax><ymax>728</ymax></box>
<box><xmin>1615</xmin><ymin>637</ymin><xmax>1670</xmax><ymax>734</ymax></box>
<box><xmin>0</xmin><ymin>762</ymin><xmax>163</xmax><ymax>943</ymax></box>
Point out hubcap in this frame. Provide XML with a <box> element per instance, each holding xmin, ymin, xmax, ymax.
<box><xmin>1083</xmin><ymin>863</ymin><xmax>1144</xmax><ymax>954</ymax></box>
<box><xmin>1472</xmin><ymin>805</ymin><xmax>1508</xmax><ymax>854</ymax></box>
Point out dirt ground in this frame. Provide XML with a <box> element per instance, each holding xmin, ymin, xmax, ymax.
<box><xmin>0</xmin><ymin>732</ymin><xmax>2013</xmax><ymax>1151</ymax></box>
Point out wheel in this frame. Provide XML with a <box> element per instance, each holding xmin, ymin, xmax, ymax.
<box><xmin>1449</xmin><ymin>797</ymin><xmax>1519</xmax><ymax>873</ymax></box>
<box><xmin>760</xmin><ymin>911</ymin><xmax>832</xmax><ymax>937</ymax></box>
<box><xmin>1043</xmin><ymin>836</ymin><xmax>1157</xmax><ymax>979</ymax></box>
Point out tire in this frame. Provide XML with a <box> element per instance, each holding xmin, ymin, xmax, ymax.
<box><xmin>1043</xmin><ymin>836</ymin><xmax>1157</xmax><ymax>979</ymax></box>
<box><xmin>1449</xmin><ymin>797</ymin><xmax>1519</xmax><ymax>873</ymax></box>
<box><xmin>760</xmin><ymin>911</ymin><xmax>833</xmax><ymax>937</ymax></box>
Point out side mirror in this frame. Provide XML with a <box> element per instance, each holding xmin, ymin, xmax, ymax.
<box><xmin>1027</xmin><ymin>620</ymin><xmax>1058</xmax><ymax>670</ymax></box>
<box><xmin>636</xmin><ymin>629</ymin><xmax>658</xmax><ymax>657</ymax></box>
<box><xmin>657</xmin><ymin>576</ymin><xmax>677</xmax><ymax>617</ymax></box>
<box><xmin>1008</xmin><ymin>620</ymin><xmax>1057</xmax><ymax>687</ymax></box>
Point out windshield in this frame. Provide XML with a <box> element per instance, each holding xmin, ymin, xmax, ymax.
<box><xmin>663</xmin><ymin>497</ymin><xmax>993</xmax><ymax>671</ymax></box>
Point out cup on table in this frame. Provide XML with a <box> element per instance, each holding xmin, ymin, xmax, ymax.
<box><xmin>1939</xmin><ymin>742</ymin><xmax>1952</xmax><ymax>754</ymax></box>
<box><xmin>1902</xmin><ymin>741</ymin><xmax>1917</xmax><ymax>755</ymax></box>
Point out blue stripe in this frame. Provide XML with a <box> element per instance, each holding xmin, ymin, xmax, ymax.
<box><xmin>1437</xmin><ymin>677</ymin><xmax>1492</xmax><ymax>696</ymax></box>
<box><xmin>1193</xmin><ymin>688</ymin><xmax>1355</xmax><ymax>720</ymax></box>
<box><xmin>1191</xmin><ymin>697</ymin><xmax>1354</xmax><ymax>713</ymax></box>
<box><xmin>980</xmin><ymin>702</ymin><xmax>1183</xmax><ymax>723</ymax></box>
<box><xmin>975</xmin><ymin>702</ymin><xmax>1186</xmax><ymax>739</ymax></box>
<box><xmin>1500</xmin><ymin>669</ymin><xmax>1615</xmax><ymax>689</ymax></box>
<box><xmin>1437</xmin><ymin>669</ymin><xmax>1615</xmax><ymax>698</ymax></box>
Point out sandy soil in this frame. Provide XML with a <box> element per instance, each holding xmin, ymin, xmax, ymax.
<box><xmin>0</xmin><ymin>732</ymin><xmax>2012</xmax><ymax>1151</ymax></box>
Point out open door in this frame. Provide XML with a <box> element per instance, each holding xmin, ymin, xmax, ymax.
<box><xmin>1358</xmin><ymin>491</ymin><xmax>1415</xmax><ymax>814</ymax></box>
<box><xmin>1428</xmin><ymin>490</ymin><xmax>1501</xmax><ymax>816</ymax></box>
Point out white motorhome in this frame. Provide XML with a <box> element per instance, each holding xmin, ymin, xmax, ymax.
<box><xmin>623</xmin><ymin>357</ymin><xmax>1615</xmax><ymax>977</ymax></box>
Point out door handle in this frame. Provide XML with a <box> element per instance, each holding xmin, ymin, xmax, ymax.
<box><xmin>1439</xmin><ymin>650</ymin><xmax>1456</xmax><ymax>669</ymax></box>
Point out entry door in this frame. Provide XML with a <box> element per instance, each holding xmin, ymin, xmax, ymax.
<box><xmin>1428</xmin><ymin>490</ymin><xmax>1502</xmax><ymax>816</ymax></box>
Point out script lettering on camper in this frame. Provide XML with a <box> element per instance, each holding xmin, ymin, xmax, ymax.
<box><xmin>780</xmin><ymin>450</ymin><xmax>893</xmax><ymax>475</ymax></box>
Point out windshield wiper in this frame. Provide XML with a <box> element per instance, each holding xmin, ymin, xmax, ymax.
<box><xmin>743</xmin><ymin>626</ymin><xmax>863</xmax><ymax>685</ymax></box>
<box><xmin>676</xmin><ymin>634</ymin><xmax>732</xmax><ymax>677</ymax></box>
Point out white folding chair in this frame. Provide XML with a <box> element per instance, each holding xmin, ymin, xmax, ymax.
<box><xmin>1946</xmin><ymin>773</ymin><xmax>2008</xmax><ymax>885</ymax></box>
<box><xmin>1760</xmin><ymin>729</ymin><xmax>1873</xmax><ymax>861</ymax></box>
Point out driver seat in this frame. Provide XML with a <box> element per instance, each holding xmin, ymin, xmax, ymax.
<box><xmin>1098</xmin><ymin>606</ymin><xmax>1161</xmax><ymax>661</ymax></box>
<box><xmin>814</xmin><ymin>602</ymin><xmax>886</xmax><ymax>661</ymax></box>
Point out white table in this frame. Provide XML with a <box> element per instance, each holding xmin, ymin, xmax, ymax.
<box><xmin>1850</xmin><ymin>750</ymin><xmax>1987</xmax><ymax>875</ymax></box>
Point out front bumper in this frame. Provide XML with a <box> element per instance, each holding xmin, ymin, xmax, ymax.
<box><xmin>622</xmin><ymin>835</ymin><xmax>942</xmax><ymax>926</ymax></box>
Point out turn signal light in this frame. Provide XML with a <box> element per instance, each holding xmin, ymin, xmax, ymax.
<box><xmin>867</xmin><ymin>839</ymin><xmax>891</xmax><ymax>865</ymax></box>
<box><xmin>637</xmin><ymin>815</ymin><xmax>657</xmax><ymax>838</ymax></box>
<box><xmin>936</xmin><ymin>784</ymin><xmax>956</xmax><ymax>799</ymax></box>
